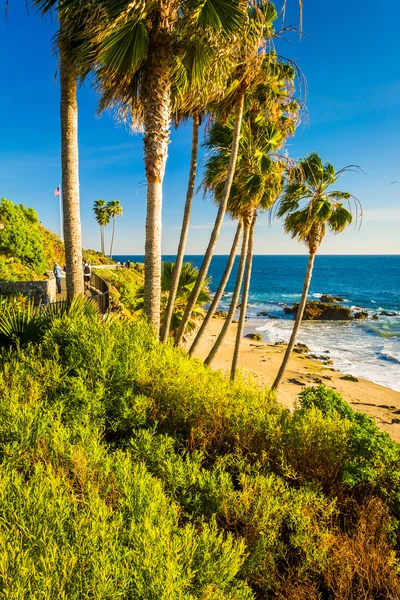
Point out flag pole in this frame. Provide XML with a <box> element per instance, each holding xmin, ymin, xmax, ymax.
<box><xmin>59</xmin><ymin>184</ymin><xmax>64</xmax><ymax>242</ymax></box>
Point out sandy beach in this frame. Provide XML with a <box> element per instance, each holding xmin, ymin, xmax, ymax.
<box><xmin>189</xmin><ymin>318</ymin><xmax>400</xmax><ymax>442</ymax></box>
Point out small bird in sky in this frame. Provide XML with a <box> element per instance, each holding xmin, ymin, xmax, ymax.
<box><xmin>391</xmin><ymin>181</ymin><xmax>397</xmax><ymax>184</ymax></box>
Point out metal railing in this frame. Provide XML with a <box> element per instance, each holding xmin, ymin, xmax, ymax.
<box><xmin>90</xmin><ymin>272</ymin><xmax>110</xmax><ymax>314</ymax></box>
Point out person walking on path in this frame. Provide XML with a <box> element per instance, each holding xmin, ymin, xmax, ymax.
<box><xmin>82</xmin><ymin>260</ymin><xmax>92</xmax><ymax>291</ymax></box>
<box><xmin>53</xmin><ymin>262</ymin><xmax>63</xmax><ymax>294</ymax></box>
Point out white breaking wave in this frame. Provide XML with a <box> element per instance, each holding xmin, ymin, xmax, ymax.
<box><xmin>253</xmin><ymin>318</ymin><xmax>400</xmax><ymax>392</ymax></box>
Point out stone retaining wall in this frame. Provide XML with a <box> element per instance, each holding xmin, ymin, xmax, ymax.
<box><xmin>0</xmin><ymin>272</ymin><xmax>57</xmax><ymax>305</ymax></box>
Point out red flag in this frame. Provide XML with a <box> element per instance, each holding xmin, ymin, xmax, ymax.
<box><xmin>54</xmin><ymin>186</ymin><xmax>60</xmax><ymax>197</ymax></box>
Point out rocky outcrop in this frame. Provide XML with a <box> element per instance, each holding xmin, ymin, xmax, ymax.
<box><xmin>320</xmin><ymin>294</ymin><xmax>344</xmax><ymax>303</ymax></box>
<box><xmin>284</xmin><ymin>301</ymin><xmax>368</xmax><ymax>321</ymax></box>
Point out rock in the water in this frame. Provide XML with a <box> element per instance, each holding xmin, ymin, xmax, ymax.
<box><xmin>320</xmin><ymin>294</ymin><xmax>345</xmax><ymax>303</ymax></box>
<box><xmin>340</xmin><ymin>374</ymin><xmax>359</xmax><ymax>382</ymax></box>
<box><xmin>274</xmin><ymin>341</ymin><xmax>286</xmax><ymax>346</ymax></box>
<box><xmin>353</xmin><ymin>311</ymin><xmax>368</xmax><ymax>320</ymax></box>
<box><xmin>257</xmin><ymin>311</ymin><xmax>270</xmax><ymax>317</ymax></box>
<box><xmin>285</xmin><ymin>301</ymin><xmax>368</xmax><ymax>321</ymax></box>
<box><xmin>380</xmin><ymin>310</ymin><xmax>399</xmax><ymax>317</ymax></box>
<box><xmin>372</xmin><ymin>315</ymin><xmax>379</xmax><ymax>320</ymax></box>
<box><xmin>246</xmin><ymin>333</ymin><xmax>262</xmax><ymax>341</ymax></box>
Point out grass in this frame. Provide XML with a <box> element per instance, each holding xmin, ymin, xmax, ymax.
<box><xmin>0</xmin><ymin>309</ymin><xmax>400</xmax><ymax>598</ymax></box>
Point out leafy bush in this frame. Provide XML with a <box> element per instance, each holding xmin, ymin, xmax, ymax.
<box><xmin>0</xmin><ymin>313</ymin><xmax>400</xmax><ymax>598</ymax></box>
<box><xmin>0</xmin><ymin>198</ymin><xmax>46</xmax><ymax>273</ymax></box>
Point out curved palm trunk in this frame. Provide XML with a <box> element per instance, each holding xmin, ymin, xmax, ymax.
<box><xmin>109</xmin><ymin>217</ymin><xmax>116</xmax><ymax>259</ymax></box>
<box><xmin>174</xmin><ymin>92</ymin><xmax>246</xmax><ymax>347</ymax></box>
<box><xmin>143</xmin><ymin>13</ymin><xmax>174</xmax><ymax>337</ymax></box>
<box><xmin>59</xmin><ymin>39</ymin><xmax>83</xmax><ymax>299</ymax></box>
<box><xmin>160</xmin><ymin>113</ymin><xmax>200</xmax><ymax>342</ymax></box>
<box><xmin>189</xmin><ymin>219</ymin><xmax>243</xmax><ymax>357</ymax></box>
<box><xmin>230</xmin><ymin>214</ymin><xmax>256</xmax><ymax>380</ymax></box>
<box><xmin>271</xmin><ymin>250</ymin><xmax>316</xmax><ymax>390</ymax></box>
<box><xmin>204</xmin><ymin>217</ymin><xmax>250</xmax><ymax>367</ymax></box>
<box><xmin>100</xmin><ymin>225</ymin><xmax>105</xmax><ymax>255</ymax></box>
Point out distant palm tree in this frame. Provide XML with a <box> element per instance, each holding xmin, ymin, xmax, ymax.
<box><xmin>93</xmin><ymin>200</ymin><xmax>110</xmax><ymax>255</ymax></box>
<box><xmin>271</xmin><ymin>153</ymin><xmax>362</xmax><ymax>391</ymax></box>
<box><xmin>107</xmin><ymin>199</ymin><xmax>122</xmax><ymax>259</ymax></box>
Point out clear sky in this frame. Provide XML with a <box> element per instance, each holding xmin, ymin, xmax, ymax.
<box><xmin>1</xmin><ymin>1</ymin><xmax>399</xmax><ymax>255</ymax></box>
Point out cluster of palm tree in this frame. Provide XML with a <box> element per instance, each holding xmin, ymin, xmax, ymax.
<box><xmin>93</xmin><ymin>199</ymin><xmax>123</xmax><ymax>258</ymax></box>
<box><xmin>9</xmin><ymin>0</ymin><xmax>362</xmax><ymax>389</ymax></box>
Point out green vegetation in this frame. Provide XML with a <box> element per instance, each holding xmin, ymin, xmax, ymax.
<box><xmin>0</xmin><ymin>198</ymin><xmax>114</xmax><ymax>282</ymax></box>
<box><xmin>0</xmin><ymin>198</ymin><xmax>47</xmax><ymax>279</ymax></box>
<box><xmin>98</xmin><ymin>262</ymin><xmax>210</xmax><ymax>337</ymax></box>
<box><xmin>0</xmin><ymin>306</ymin><xmax>399</xmax><ymax>598</ymax></box>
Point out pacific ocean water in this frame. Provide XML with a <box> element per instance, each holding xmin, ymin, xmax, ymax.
<box><xmin>114</xmin><ymin>255</ymin><xmax>400</xmax><ymax>391</ymax></box>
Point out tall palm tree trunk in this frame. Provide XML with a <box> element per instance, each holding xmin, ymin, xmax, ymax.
<box><xmin>143</xmin><ymin>14</ymin><xmax>174</xmax><ymax>337</ymax></box>
<box><xmin>59</xmin><ymin>40</ymin><xmax>83</xmax><ymax>299</ymax></box>
<box><xmin>109</xmin><ymin>217</ymin><xmax>116</xmax><ymax>259</ymax></box>
<box><xmin>204</xmin><ymin>217</ymin><xmax>250</xmax><ymax>367</ymax></box>
<box><xmin>189</xmin><ymin>219</ymin><xmax>243</xmax><ymax>357</ymax></box>
<box><xmin>271</xmin><ymin>250</ymin><xmax>316</xmax><ymax>390</ymax></box>
<box><xmin>100</xmin><ymin>225</ymin><xmax>105</xmax><ymax>255</ymax></box>
<box><xmin>174</xmin><ymin>91</ymin><xmax>246</xmax><ymax>347</ymax></box>
<box><xmin>160</xmin><ymin>113</ymin><xmax>200</xmax><ymax>342</ymax></box>
<box><xmin>230</xmin><ymin>214</ymin><xmax>256</xmax><ymax>380</ymax></box>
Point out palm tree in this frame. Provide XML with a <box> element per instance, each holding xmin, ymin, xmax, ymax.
<box><xmin>203</xmin><ymin>121</ymin><xmax>287</xmax><ymax>368</ymax></box>
<box><xmin>93</xmin><ymin>199</ymin><xmax>110</xmax><ymax>255</ymax></box>
<box><xmin>271</xmin><ymin>153</ymin><xmax>362</xmax><ymax>391</ymax></box>
<box><xmin>174</xmin><ymin>4</ymin><xmax>279</xmax><ymax>347</ymax></box>
<box><xmin>160</xmin><ymin>113</ymin><xmax>201</xmax><ymax>342</ymax></box>
<box><xmin>107</xmin><ymin>199</ymin><xmax>123</xmax><ymax>259</ymax></box>
<box><xmin>91</xmin><ymin>0</ymin><xmax>251</xmax><ymax>336</ymax></box>
<box><xmin>31</xmin><ymin>1</ymin><xmax>96</xmax><ymax>299</ymax></box>
<box><xmin>190</xmin><ymin>58</ymin><xmax>299</xmax><ymax>359</ymax></box>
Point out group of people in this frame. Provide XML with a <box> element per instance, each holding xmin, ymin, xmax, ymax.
<box><xmin>53</xmin><ymin>259</ymin><xmax>92</xmax><ymax>294</ymax></box>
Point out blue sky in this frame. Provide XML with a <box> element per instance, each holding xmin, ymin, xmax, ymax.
<box><xmin>1</xmin><ymin>1</ymin><xmax>399</xmax><ymax>255</ymax></box>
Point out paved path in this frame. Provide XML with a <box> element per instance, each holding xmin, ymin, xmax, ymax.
<box><xmin>56</xmin><ymin>276</ymin><xmax>95</xmax><ymax>302</ymax></box>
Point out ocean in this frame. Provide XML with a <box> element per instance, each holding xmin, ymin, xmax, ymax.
<box><xmin>114</xmin><ymin>255</ymin><xmax>400</xmax><ymax>392</ymax></box>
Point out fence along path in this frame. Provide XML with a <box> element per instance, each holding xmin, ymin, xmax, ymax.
<box><xmin>56</xmin><ymin>271</ymin><xmax>110</xmax><ymax>314</ymax></box>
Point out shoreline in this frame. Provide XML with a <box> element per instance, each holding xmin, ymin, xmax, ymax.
<box><xmin>188</xmin><ymin>318</ymin><xmax>400</xmax><ymax>442</ymax></box>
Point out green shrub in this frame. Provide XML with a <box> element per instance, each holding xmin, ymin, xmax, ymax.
<box><xmin>0</xmin><ymin>313</ymin><xmax>400</xmax><ymax>598</ymax></box>
<box><xmin>0</xmin><ymin>198</ymin><xmax>46</xmax><ymax>273</ymax></box>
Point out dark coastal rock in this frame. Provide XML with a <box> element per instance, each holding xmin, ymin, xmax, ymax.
<box><xmin>372</xmin><ymin>315</ymin><xmax>379</xmax><ymax>320</ymax></box>
<box><xmin>246</xmin><ymin>333</ymin><xmax>262</xmax><ymax>341</ymax></box>
<box><xmin>293</xmin><ymin>343</ymin><xmax>310</xmax><ymax>354</ymax></box>
<box><xmin>320</xmin><ymin>294</ymin><xmax>345</xmax><ymax>303</ymax></box>
<box><xmin>275</xmin><ymin>341</ymin><xmax>286</xmax><ymax>346</ymax></box>
<box><xmin>285</xmin><ymin>301</ymin><xmax>369</xmax><ymax>321</ymax></box>
<box><xmin>257</xmin><ymin>311</ymin><xmax>270</xmax><ymax>317</ymax></box>
<box><xmin>340</xmin><ymin>374</ymin><xmax>359</xmax><ymax>382</ymax></box>
<box><xmin>353</xmin><ymin>311</ymin><xmax>369</xmax><ymax>320</ymax></box>
<box><xmin>380</xmin><ymin>310</ymin><xmax>399</xmax><ymax>317</ymax></box>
